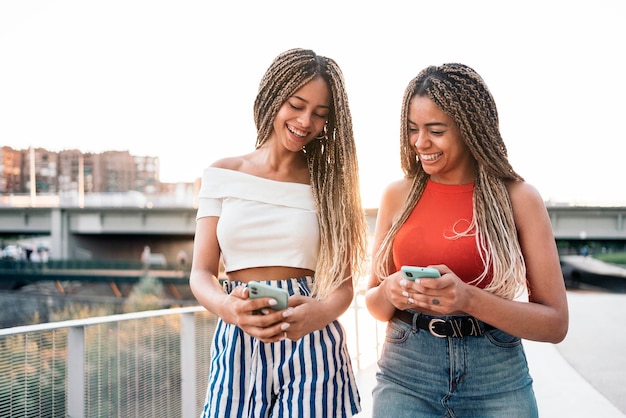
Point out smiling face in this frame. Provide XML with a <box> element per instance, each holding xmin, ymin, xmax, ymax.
<box><xmin>271</xmin><ymin>77</ymin><xmax>331</xmax><ymax>153</ymax></box>
<box><xmin>408</xmin><ymin>95</ymin><xmax>476</xmax><ymax>184</ymax></box>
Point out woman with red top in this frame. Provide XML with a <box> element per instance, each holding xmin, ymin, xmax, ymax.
<box><xmin>365</xmin><ymin>63</ymin><xmax>569</xmax><ymax>417</ymax></box>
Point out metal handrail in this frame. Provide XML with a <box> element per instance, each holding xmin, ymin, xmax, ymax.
<box><xmin>0</xmin><ymin>298</ymin><xmax>382</xmax><ymax>418</ymax></box>
<box><xmin>0</xmin><ymin>306</ymin><xmax>204</xmax><ymax>337</ymax></box>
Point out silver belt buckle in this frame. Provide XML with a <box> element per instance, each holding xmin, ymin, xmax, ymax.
<box><xmin>428</xmin><ymin>318</ymin><xmax>447</xmax><ymax>338</ymax></box>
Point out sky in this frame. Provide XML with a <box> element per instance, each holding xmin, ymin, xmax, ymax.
<box><xmin>1</xmin><ymin>0</ymin><xmax>624</xmax><ymax>208</ymax></box>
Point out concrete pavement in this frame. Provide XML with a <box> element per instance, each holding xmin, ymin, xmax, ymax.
<box><xmin>353</xmin><ymin>289</ymin><xmax>626</xmax><ymax>417</ymax></box>
<box><xmin>554</xmin><ymin>290</ymin><xmax>626</xmax><ymax>416</ymax></box>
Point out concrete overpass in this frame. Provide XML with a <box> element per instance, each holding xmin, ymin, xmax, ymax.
<box><xmin>0</xmin><ymin>207</ymin><xmax>197</xmax><ymax>262</ymax></box>
<box><xmin>1</xmin><ymin>205</ymin><xmax>625</xmax><ymax>262</ymax></box>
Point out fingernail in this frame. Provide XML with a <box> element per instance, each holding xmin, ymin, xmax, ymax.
<box><xmin>261</xmin><ymin>309</ymin><xmax>270</xmax><ymax>315</ymax></box>
<box><xmin>282</xmin><ymin>308</ymin><xmax>293</xmax><ymax>317</ymax></box>
<box><xmin>268</xmin><ymin>299</ymin><xmax>277</xmax><ymax>306</ymax></box>
<box><xmin>401</xmin><ymin>291</ymin><xmax>409</xmax><ymax>298</ymax></box>
<box><xmin>280</xmin><ymin>323</ymin><xmax>290</xmax><ymax>331</ymax></box>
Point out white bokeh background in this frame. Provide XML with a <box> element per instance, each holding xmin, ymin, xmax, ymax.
<box><xmin>1</xmin><ymin>0</ymin><xmax>624</xmax><ymax>208</ymax></box>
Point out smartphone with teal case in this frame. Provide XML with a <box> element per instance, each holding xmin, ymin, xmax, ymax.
<box><xmin>248</xmin><ymin>281</ymin><xmax>289</xmax><ymax>310</ymax></box>
<box><xmin>401</xmin><ymin>266</ymin><xmax>441</xmax><ymax>280</ymax></box>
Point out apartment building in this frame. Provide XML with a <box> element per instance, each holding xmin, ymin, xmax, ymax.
<box><xmin>0</xmin><ymin>146</ymin><xmax>162</xmax><ymax>195</ymax></box>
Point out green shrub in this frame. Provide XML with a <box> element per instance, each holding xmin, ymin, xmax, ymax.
<box><xmin>594</xmin><ymin>252</ymin><xmax>626</xmax><ymax>265</ymax></box>
<box><xmin>123</xmin><ymin>274</ymin><xmax>166</xmax><ymax>312</ymax></box>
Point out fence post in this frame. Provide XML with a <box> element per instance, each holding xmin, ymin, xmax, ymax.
<box><xmin>67</xmin><ymin>326</ymin><xmax>85</xmax><ymax>418</ymax></box>
<box><xmin>181</xmin><ymin>312</ymin><xmax>197</xmax><ymax>417</ymax></box>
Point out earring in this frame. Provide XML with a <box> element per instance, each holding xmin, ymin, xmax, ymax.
<box><xmin>315</xmin><ymin>124</ymin><xmax>328</xmax><ymax>141</ymax></box>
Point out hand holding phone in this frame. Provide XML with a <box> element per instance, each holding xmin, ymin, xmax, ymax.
<box><xmin>247</xmin><ymin>281</ymin><xmax>289</xmax><ymax>310</ymax></box>
<box><xmin>401</xmin><ymin>266</ymin><xmax>441</xmax><ymax>280</ymax></box>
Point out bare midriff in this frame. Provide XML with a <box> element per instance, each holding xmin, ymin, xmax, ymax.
<box><xmin>227</xmin><ymin>266</ymin><xmax>315</xmax><ymax>283</ymax></box>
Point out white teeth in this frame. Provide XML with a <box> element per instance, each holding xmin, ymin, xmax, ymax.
<box><xmin>421</xmin><ymin>152</ymin><xmax>442</xmax><ymax>161</ymax></box>
<box><xmin>288</xmin><ymin>125</ymin><xmax>307</xmax><ymax>138</ymax></box>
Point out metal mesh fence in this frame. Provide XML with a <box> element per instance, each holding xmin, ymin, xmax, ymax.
<box><xmin>0</xmin><ymin>328</ymin><xmax>68</xmax><ymax>417</ymax></box>
<box><xmin>194</xmin><ymin>311</ymin><xmax>215</xmax><ymax>417</ymax></box>
<box><xmin>85</xmin><ymin>315</ymin><xmax>180</xmax><ymax>417</ymax></box>
<box><xmin>0</xmin><ymin>300</ymin><xmax>380</xmax><ymax>417</ymax></box>
<box><xmin>0</xmin><ymin>308</ymin><xmax>216</xmax><ymax>418</ymax></box>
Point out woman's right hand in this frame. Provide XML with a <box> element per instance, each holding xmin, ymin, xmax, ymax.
<box><xmin>366</xmin><ymin>270</ymin><xmax>413</xmax><ymax>321</ymax></box>
<box><xmin>222</xmin><ymin>285</ymin><xmax>291</xmax><ymax>343</ymax></box>
<box><xmin>382</xmin><ymin>270</ymin><xmax>417</xmax><ymax>311</ymax></box>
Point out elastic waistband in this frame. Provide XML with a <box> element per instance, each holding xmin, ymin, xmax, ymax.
<box><xmin>393</xmin><ymin>310</ymin><xmax>495</xmax><ymax>338</ymax></box>
<box><xmin>220</xmin><ymin>277</ymin><xmax>314</xmax><ymax>294</ymax></box>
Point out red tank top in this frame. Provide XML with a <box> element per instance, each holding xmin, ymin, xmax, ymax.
<box><xmin>393</xmin><ymin>180</ymin><xmax>492</xmax><ymax>287</ymax></box>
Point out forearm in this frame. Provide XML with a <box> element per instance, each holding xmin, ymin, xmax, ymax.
<box><xmin>463</xmin><ymin>285</ymin><xmax>568</xmax><ymax>343</ymax></box>
<box><xmin>189</xmin><ymin>270</ymin><xmax>229</xmax><ymax>318</ymax></box>
<box><xmin>311</xmin><ymin>280</ymin><xmax>355</xmax><ymax>329</ymax></box>
<box><xmin>365</xmin><ymin>279</ymin><xmax>397</xmax><ymax>322</ymax></box>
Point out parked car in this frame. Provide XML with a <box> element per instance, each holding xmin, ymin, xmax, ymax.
<box><xmin>2</xmin><ymin>245</ymin><xmax>23</xmax><ymax>260</ymax></box>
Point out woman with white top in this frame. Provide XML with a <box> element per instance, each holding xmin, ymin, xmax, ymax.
<box><xmin>189</xmin><ymin>48</ymin><xmax>368</xmax><ymax>418</ymax></box>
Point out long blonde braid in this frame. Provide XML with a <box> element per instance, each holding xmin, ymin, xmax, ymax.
<box><xmin>254</xmin><ymin>48</ymin><xmax>368</xmax><ymax>299</ymax></box>
<box><xmin>375</xmin><ymin>63</ymin><xmax>527</xmax><ymax>300</ymax></box>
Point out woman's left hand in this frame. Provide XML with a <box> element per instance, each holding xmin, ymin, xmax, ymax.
<box><xmin>401</xmin><ymin>264</ymin><xmax>469</xmax><ymax>314</ymax></box>
<box><xmin>278</xmin><ymin>294</ymin><xmax>332</xmax><ymax>340</ymax></box>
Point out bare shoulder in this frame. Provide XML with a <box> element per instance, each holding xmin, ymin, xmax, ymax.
<box><xmin>506</xmin><ymin>180</ymin><xmax>548</xmax><ymax>214</ymax></box>
<box><xmin>377</xmin><ymin>177</ymin><xmax>413</xmax><ymax>225</ymax></box>
<box><xmin>507</xmin><ymin>181</ymin><xmax>548</xmax><ymax>224</ymax></box>
<box><xmin>210</xmin><ymin>154</ymin><xmax>251</xmax><ymax>171</ymax></box>
<box><xmin>383</xmin><ymin>177</ymin><xmax>413</xmax><ymax>199</ymax></box>
<box><xmin>381</xmin><ymin>177</ymin><xmax>412</xmax><ymax>205</ymax></box>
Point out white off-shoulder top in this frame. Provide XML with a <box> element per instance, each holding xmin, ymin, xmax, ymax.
<box><xmin>196</xmin><ymin>167</ymin><xmax>320</xmax><ymax>273</ymax></box>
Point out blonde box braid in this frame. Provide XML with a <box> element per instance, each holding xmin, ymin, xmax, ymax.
<box><xmin>254</xmin><ymin>48</ymin><xmax>368</xmax><ymax>300</ymax></box>
<box><xmin>375</xmin><ymin>63</ymin><xmax>527</xmax><ymax>300</ymax></box>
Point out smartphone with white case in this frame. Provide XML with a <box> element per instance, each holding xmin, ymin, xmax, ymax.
<box><xmin>401</xmin><ymin>266</ymin><xmax>441</xmax><ymax>280</ymax></box>
<box><xmin>248</xmin><ymin>281</ymin><xmax>289</xmax><ymax>310</ymax></box>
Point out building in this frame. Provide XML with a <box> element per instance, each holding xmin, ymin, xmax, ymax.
<box><xmin>0</xmin><ymin>146</ymin><xmax>170</xmax><ymax>199</ymax></box>
<box><xmin>0</xmin><ymin>146</ymin><xmax>22</xmax><ymax>194</ymax></box>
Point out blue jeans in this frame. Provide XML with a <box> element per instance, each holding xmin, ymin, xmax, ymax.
<box><xmin>372</xmin><ymin>313</ymin><xmax>538</xmax><ymax>418</ymax></box>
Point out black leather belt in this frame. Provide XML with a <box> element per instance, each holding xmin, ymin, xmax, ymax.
<box><xmin>394</xmin><ymin>310</ymin><xmax>494</xmax><ymax>338</ymax></box>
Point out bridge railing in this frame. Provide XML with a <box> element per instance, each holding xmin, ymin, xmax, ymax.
<box><xmin>0</xmin><ymin>295</ymin><xmax>383</xmax><ymax>418</ymax></box>
<box><xmin>0</xmin><ymin>306</ymin><xmax>215</xmax><ymax>418</ymax></box>
<box><xmin>0</xmin><ymin>260</ymin><xmax>190</xmax><ymax>290</ymax></box>
<box><xmin>0</xmin><ymin>259</ymin><xmax>180</xmax><ymax>271</ymax></box>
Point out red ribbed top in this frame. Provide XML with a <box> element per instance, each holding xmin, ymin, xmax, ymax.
<box><xmin>393</xmin><ymin>180</ymin><xmax>492</xmax><ymax>287</ymax></box>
